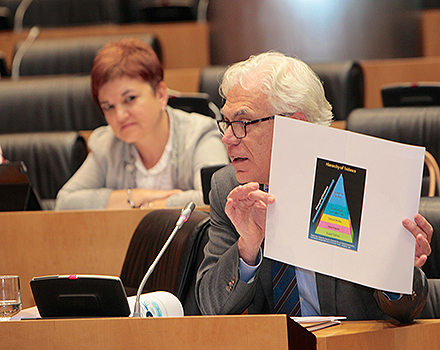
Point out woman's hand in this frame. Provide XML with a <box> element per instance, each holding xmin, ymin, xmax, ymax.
<box><xmin>106</xmin><ymin>188</ymin><xmax>182</xmax><ymax>209</ymax></box>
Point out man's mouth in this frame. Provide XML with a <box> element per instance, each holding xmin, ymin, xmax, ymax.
<box><xmin>230</xmin><ymin>156</ymin><xmax>247</xmax><ymax>163</ymax></box>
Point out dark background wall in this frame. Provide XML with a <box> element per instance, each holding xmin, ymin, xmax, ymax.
<box><xmin>206</xmin><ymin>0</ymin><xmax>422</xmax><ymax>65</ymax></box>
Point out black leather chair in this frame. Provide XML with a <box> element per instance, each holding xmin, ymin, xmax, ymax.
<box><xmin>14</xmin><ymin>33</ymin><xmax>162</xmax><ymax>77</ymax></box>
<box><xmin>346</xmin><ymin>107</ymin><xmax>440</xmax><ymax>196</ymax></box>
<box><xmin>0</xmin><ymin>50</ymin><xmax>9</xmax><ymax>77</ymax></box>
<box><xmin>346</xmin><ymin>107</ymin><xmax>440</xmax><ymax>160</ymax></box>
<box><xmin>0</xmin><ymin>0</ymin><xmax>121</xmax><ymax>30</ymax></box>
<box><xmin>309</xmin><ymin>61</ymin><xmax>364</xmax><ymax>121</ymax></box>
<box><xmin>0</xmin><ymin>131</ymin><xmax>88</xmax><ymax>209</ymax></box>
<box><xmin>0</xmin><ymin>75</ymin><xmax>105</xmax><ymax>134</ymax></box>
<box><xmin>120</xmin><ymin>209</ymin><xmax>210</xmax><ymax>316</ymax></box>
<box><xmin>419</xmin><ymin>279</ymin><xmax>440</xmax><ymax>319</ymax></box>
<box><xmin>198</xmin><ymin>61</ymin><xmax>364</xmax><ymax>121</ymax></box>
<box><xmin>168</xmin><ymin>92</ymin><xmax>220</xmax><ymax>119</ymax></box>
<box><xmin>418</xmin><ymin>197</ymin><xmax>440</xmax><ymax>319</ymax></box>
<box><xmin>140</xmin><ymin>0</ymin><xmax>208</xmax><ymax>23</ymax></box>
<box><xmin>198</xmin><ymin>65</ymin><xmax>226</xmax><ymax>109</ymax></box>
<box><xmin>419</xmin><ymin>196</ymin><xmax>440</xmax><ymax>279</ymax></box>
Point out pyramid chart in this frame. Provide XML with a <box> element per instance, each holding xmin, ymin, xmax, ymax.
<box><xmin>315</xmin><ymin>174</ymin><xmax>353</xmax><ymax>243</ymax></box>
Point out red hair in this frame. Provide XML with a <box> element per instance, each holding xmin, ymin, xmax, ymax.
<box><xmin>91</xmin><ymin>38</ymin><xmax>163</xmax><ymax>103</ymax></box>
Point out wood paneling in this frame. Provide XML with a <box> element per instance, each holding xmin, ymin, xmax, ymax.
<box><xmin>0</xmin><ymin>21</ymin><xmax>210</xmax><ymax>70</ymax></box>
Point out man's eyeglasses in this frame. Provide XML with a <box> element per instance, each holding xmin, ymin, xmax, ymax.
<box><xmin>216</xmin><ymin>115</ymin><xmax>276</xmax><ymax>139</ymax></box>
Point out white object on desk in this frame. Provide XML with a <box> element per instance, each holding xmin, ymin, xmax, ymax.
<box><xmin>12</xmin><ymin>291</ymin><xmax>183</xmax><ymax>320</ymax></box>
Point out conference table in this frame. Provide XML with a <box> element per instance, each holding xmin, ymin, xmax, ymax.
<box><xmin>2</xmin><ymin>209</ymin><xmax>440</xmax><ymax>348</ymax></box>
<box><xmin>0</xmin><ymin>207</ymin><xmax>208</xmax><ymax>309</ymax></box>
<box><xmin>1</xmin><ymin>314</ymin><xmax>440</xmax><ymax>349</ymax></box>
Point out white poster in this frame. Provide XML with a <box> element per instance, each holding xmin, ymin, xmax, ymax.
<box><xmin>265</xmin><ymin>117</ymin><xmax>425</xmax><ymax>294</ymax></box>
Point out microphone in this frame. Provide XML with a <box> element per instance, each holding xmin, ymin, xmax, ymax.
<box><xmin>14</xmin><ymin>0</ymin><xmax>34</xmax><ymax>32</ymax></box>
<box><xmin>175</xmin><ymin>201</ymin><xmax>196</xmax><ymax>229</ymax></box>
<box><xmin>197</xmin><ymin>0</ymin><xmax>209</xmax><ymax>22</ymax></box>
<box><xmin>132</xmin><ymin>202</ymin><xmax>196</xmax><ymax>317</ymax></box>
<box><xmin>11</xmin><ymin>25</ymin><xmax>39</xmax><ymax>79</ymax></box>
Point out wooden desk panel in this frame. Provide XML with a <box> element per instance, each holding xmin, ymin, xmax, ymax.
<box><xmin>360</xmin><ymin>56</ymin><xmax>440</xmax><ymax>108</ymax></box>
<box><xmin>0</xmin><ymin>315</ymin><xmax>306</xmax><ymax>350</ymax></box>
<box><xmin>0</xmin><ymin>209</ymin><xmax>148</xmax><ymax>308</ymax></box>
<box><xmin>1</xmin><ymin>316</ymin><xmax>440</xmax><ymax>350</ymax></box>
<box><xmin>0</xmin><ymin>21</ymin><xmax>210</xmax><ymax>70</ymax></box>
<box><xmin>164</xmin><ymin>67</ymin><xmax>202</xmax><ymax>93</ymax></box>
<box><xmin>422</xmin><ymin>9</ymin><xmax>440</xmax><ymax>57</ymax></box>
<box><xmin>315</xmin><ymin>319</ymin><xmax>440</xmax><ymax>350</ymax></box>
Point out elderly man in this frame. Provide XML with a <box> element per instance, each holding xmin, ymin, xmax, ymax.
<box><xmin>195</xmin><ymin>51</ymin><xmax>432</xmax><ymax>323</ymax></box>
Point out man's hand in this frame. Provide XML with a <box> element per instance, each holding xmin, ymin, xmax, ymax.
<box><xmin>403</xmin><ymin>213</ymin><xmax>433</xmax><ymax>267</ymax></box>
<box><xmin>225</xmin><ymin>182</ymin><xmax>275</xmax><ymax>266</ymax></box>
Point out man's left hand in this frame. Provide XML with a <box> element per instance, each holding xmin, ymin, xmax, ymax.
<box><xmin>403</xmin><ymin>214</ymin><xmax>433</xmax><ymax>267</ymax></box>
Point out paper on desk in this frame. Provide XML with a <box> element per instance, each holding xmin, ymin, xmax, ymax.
<box><xmin>11</xmin><ymin>306</ymin><xmax>40</xmax><ymax>320</ymax></box>
<box><xmin>292</xmin><ymin>316</ymin><xmax>346</xmax><ymax>332</ymax></box>
<box><xmin>265</xmin><ymin>117</ymin><xmax>425</xmax><ymax>294</ymax></box>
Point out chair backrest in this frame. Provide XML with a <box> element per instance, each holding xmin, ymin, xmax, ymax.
<box><xmin>120</xmin><ymin>209</ymin><xmax>210</xmax><ymax>315</ymax></box>
<box><xmin>424</xmin><ymin>150</ymin><xmax>440</xmax><ymax>197</ymax></box>
<box><xmin>167</xmin><ymin>92</ymin><xmax>220</xmax><ymax>119</ymax></box>
<box><xmin>15</xmin><ymin>33</ymin><xmax>162</xmax><ymax>77</ymax></box>
<box><xmin>418</xmin><ymin>278</ymin><xmax>440</xmax><ymax>319</ymax></box>
<box><xmin>346</xmin><ymin>107</ymin><xmax>440</xmax><ymax>196</ymax></box>
<box><xmin>419</xmin><ymin>196</ymin><xmax>440</xmax><ymax>279</ymax></box>
<box><xmin>140</xmin><ymin>0</ymin><xmax>206</xmax><ymax>23</ymax></box>
<box><xmin>0</xmin><ymin>0</ymin><xmax>121</xmax><ymax>30</ymax></box>
<box><xmin>0</xmin><ymin>131</ymin><xmax>88</xmax><ymax>208</ymax></box>
<box><xmin>309</xmin><ymin>61</ymin><xmax>364</xmax><ymax>121</ymax></box>
<box><xmin>0</xmin><ymin>50</ymin><xmax>9</xmax><ymax>77</ymax></box>
<box><xmin>198</xmin><ymin>61</ymin><xmax>364</xmax><ymax>121</ymax></box>
<box><xmin>0</xmin><ymin>75</ymin><xmax>105</xmax><ymax>134</ymax></box>
<box><xmin>198</xmin><ymin>65</ymin><xmax>226</xmax><ymax>109</ymax></box>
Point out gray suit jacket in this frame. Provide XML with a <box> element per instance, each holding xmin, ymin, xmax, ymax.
<box><xmin>196</xmin><ymin>164</ymin><xmax>428</xmax><ymax>323</ymax></box>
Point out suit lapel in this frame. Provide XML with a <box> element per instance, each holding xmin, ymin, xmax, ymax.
<box><xmin>316</xmin><ymin>273</ymin><xmax>337</xmax><ymax>315</ymax></box>
<box><xmin>260</xmin><ymin>258</ymin><xmax>274</xmax><ymax>311</ymax></box>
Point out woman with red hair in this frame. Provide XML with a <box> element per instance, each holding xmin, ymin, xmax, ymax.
<box><xmin>56</xmin><ymin>38</ymin><xmax>228</xmax><ymax>210</ymax></box>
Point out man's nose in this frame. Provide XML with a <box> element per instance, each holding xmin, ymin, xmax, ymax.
<box><xmin>222</xmin><ymin>126</ymin><xmax>240</xmax><ymax>146</ymax></box>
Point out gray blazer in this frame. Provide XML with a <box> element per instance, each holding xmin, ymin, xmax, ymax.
<box><xmin>196</xmin><ymin>164</ymin><xmax>428</xmax><ymax>323</ymax></box>
<box><xmin>55</xmin><ymin>107</ymin><xmax>229</xmax><ymax>209</ymax></box>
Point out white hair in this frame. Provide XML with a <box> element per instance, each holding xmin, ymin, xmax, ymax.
<box><xmin>220</xmin><ymin>51</ymin><xmax>333</xmax><ymax>126</ymax></box>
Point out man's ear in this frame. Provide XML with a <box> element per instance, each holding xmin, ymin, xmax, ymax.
<box><xmin>292</xmin><ymin>112</ymin><xmax>307</xmax><ymax>122</ymax></box>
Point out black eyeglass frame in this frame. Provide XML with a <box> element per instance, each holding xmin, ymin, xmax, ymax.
<box><xmin>217</xmin><ymin>115</ymin><xmax>277</xmax><ymax>139</ymax></box>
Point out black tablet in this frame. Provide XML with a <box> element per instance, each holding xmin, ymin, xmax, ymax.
<box><xmin>30</xmin><ymin>275</ymin><xmax>131</xmax><ymax>318</ymax></box>
<box><xmin>0</xmin><ymin>161</ymin><xmax>42</xmax><ymax>211</ymax></box>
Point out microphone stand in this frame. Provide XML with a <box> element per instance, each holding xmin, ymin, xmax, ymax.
<box><xmin>133</xmin><ymin>202</ymin><xmax>196</xmax><ymax>317</ymax></box>
<box><xmin>14</xmin><ymin>0</ymin><xmax>34</xmax><ymax>32</ymax></box>
<box><xmin>11</xmin><ymin>25</ymin><xmax>39</xmax><ymax>79</ymax></box>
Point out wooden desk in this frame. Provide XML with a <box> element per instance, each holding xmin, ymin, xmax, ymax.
<box><xmin>0</xmin><ymin>209</ymin><xmax>148</xmax><ymax>308</ymax></box>
<box><xmin>0</xmin><ymin>21</ymin><xmax>210</xmax><ymax>70</ymax></box>
<box><xmin>360</xmin><ymin>56</ymin><xmax>440</xmax><ymax>108</ymax></box>
<box><xmin>0</xmin><ymin>315</ymin><xmax>311</xmax><ymax>350</ymax></box>
<box><xmin>1</xmin><ymin>316</ymin><xmax>440</xmax><ymax>349</ymax></box>
<box><xmin>422</xmin><ymin>9</ymin><xmax>440</xmax><ymax>57</ymax></box>
<box><xmin>315</xmin><ymin>319</ymin><xmax>440</xmax><ymax>350</ymax></box>
<box><xmin>0</xmin><ymin>206</ymin><xmax>210</xmax><ymax>309</ymax></box>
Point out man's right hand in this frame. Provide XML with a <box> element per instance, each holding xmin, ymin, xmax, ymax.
<box><xmin>225</xmin><ymin>182</ymin><xmax>275</xmax><ymax>265</ymax></box>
